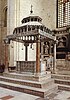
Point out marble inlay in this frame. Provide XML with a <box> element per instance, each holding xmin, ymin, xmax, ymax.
<box><xmin>0</xmin><ymin>95</ymin><xmax>14</xmax><ymax>100</ymax></box>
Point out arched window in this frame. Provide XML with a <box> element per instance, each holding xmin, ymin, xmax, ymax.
<box><xmin>4</xmin><ymin>7</ymin><xmax>7</xmax><ymax>27</ymax></box>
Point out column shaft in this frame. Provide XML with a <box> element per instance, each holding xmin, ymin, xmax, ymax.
<box><xmin>53</xmin><ymin>40</ymin><xmax>56</xmax><ymax>73</ymax></box>
<box><xmin>49</xmin><ymin>42</ymin><xmax>51</xmax><ymax>55</ymax></box>
<box><xmin>36</xmin><ymin>40</ymin><xmax>40</xmax><ymax>73</ymax></box>
<box><xmin>25</xmin><ymin>46</ymin><xmax>28</xmax><ymax>61</ymax></box>
<box><xmin>5</xmin><ymin>44</ymin><xmax>9</xmax><ymax>72</ymax></box>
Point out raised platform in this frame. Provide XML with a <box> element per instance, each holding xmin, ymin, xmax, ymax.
<box><xmin>52</xmin><ymin>74</ymin><xmax>70</xmax><ymax>91</ymax></box>
<box><xmin>3</xmin><ymin>72</ymin><xmax>51</xmax><ymax>81</ymax></box>
<box><xmin>0</xmin><ymin>72</ymin><xmax>58</xmax><ymax>98</ymax></box>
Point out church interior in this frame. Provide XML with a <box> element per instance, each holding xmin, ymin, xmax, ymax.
<box><xmin>0</xmin><ymin>0</ymin><xmax>70</xmax><ymax>99</ymax></box>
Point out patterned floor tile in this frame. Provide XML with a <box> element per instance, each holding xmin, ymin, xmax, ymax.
<box><xmin>0</xmin><ymin>95</ymin><xmax>14</xmax><ymax>100</ymax></box>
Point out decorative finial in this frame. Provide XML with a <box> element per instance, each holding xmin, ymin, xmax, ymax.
<box><xmin>30</xmin><ymin>5</ymin><xmax>33</xmax><ymax>14</ymax></box>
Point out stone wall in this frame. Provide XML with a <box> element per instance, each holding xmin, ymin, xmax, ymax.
<box><xmin>56</xmin><ymin>59</ymin><xmax>70</xmax><ymax>74</ymax></box>
<box><xmin>0</xmin><ymin>0</ymin><xmax>7</xmax><ymax>64</ymax></box>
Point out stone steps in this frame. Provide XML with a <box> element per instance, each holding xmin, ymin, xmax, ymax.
<box><xmin>58</xmin><ymin>84</ymin><xmax>70</xmax><ymax>91</ymax></box>
<box><xmin>52</xmin><ymin>74</ymin><xmax>70</xmax><ymax>80</ymax></box>
<box><xmin>0</xmin><ymin>76</ymin><xmax>54</xmax><ymax>89</ymax></box>
<box><xmin>54</xmin><ymin>79</ymin><xmax>70</xmax><ymax>86</ymax></box>
<box><xmin>0</xmin><ymin>80</ymin><xmax>57</xmax><ymax>98</ymax></box>
<box><xmin>52</xmin><ymin>74</ymin><xmax>70</xmax><ymax>91</ymax></box>
<box><xmin>0</xmin><ymin>72</ymin><xmax>58</xmax><ymax>97</ymax></box>
<box><xmin>3</xmin><ymin>72</ymin><xmax>51</xmax><ymax>81</ymax></box>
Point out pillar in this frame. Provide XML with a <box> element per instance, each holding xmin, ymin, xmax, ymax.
<box><xmin>24</xmin><ymin>43</ymin><xmax>29</xmax><ymax>61</ymax></box>
<box><xmin>41</xmin><ymin>42</ymin><xmax>46</xmax><ymax>73</ymax></box>
<box><xmin>25</xmin><ymin>46</ymin><xmax>28</xmax><ymax>61</ymax></box>
<box><xmin>49</xmin><ymin>41</ymin><xmax>52</xmax><ymax>55</ymax></box>
<box><xmin>36</xmin><ymin>40</ymin><xmax>40</xmax><ymax>73</ymax></box>
<box><xmin>53</xmin><ymin>37</ymin><xmax>56</xmax><ymax>74</ymax></box>
<box><xmin>5</xmin><ymin>44</ymin><xmax>9</xmax><ymax>72</ymax></box>
<box><xmin>41</xmin><ymin>42</ymin><xmax>44</xmax><ymax>60</ymax></box>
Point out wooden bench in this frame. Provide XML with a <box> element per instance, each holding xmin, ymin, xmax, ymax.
<box><xmin>8</xmin><ymin>66</ymin><xmax>16</xmax><ymax>72</ymax></box>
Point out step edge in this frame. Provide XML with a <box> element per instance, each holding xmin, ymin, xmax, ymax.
<box><xmin>0</xmin><ymin>76</ymin><xmax>54</xmax><ymax>84</ymax></box>
<box><xmin>0</xmin><ymin>81</ymin><xmax>57</xmax><ymax>92</ymax></box>
<box><xmin>56</xmin><ymin>83</ymin><xmax>70</xmax><ymax>88</ymax></box>
<box><xmin>54</xmin><ymin>79</ymin><xmax>70</xmax><ymax>82</ymax></box>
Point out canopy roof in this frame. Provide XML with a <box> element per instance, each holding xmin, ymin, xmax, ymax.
<box><xmin>4</xmin><ymin>13</ymin><xmax>56</xmax><ymax>44</ymax></box>
<box><xmin>21</xmin><ymin>15</ymin><xmax>42</xmax><ymax>24</ymax></box>
<box><xmin>21</xmin><ymin>21</ymin><xmax>42</xmax><ymax>27</ymax></box>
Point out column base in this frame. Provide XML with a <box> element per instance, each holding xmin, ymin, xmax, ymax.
<box><xmin>4</xmin><ymin>68</ymin><xmax>8</xmax><ymax>73</ymax></box>
<box><xmin>34</xmin><ymin>71</ymin><xmax>50</xmax><ymax>77</ymax></box>
<box><xmin>52</xmin><ymin>69</ymin><xmax>57</xmax><ymax>74</ymax></box>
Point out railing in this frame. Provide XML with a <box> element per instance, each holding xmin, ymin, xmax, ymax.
<box><xmin>16</xmin><ymin>61</ymin><xmax>36</xmax><ymax>73</ymax></box>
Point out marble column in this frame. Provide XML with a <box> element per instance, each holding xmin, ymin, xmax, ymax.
<box><xmin>24</xmin><ymin>43</ymin><xmax>29</xmax><ymax>61</ymax></box>
<box><xmin>36</xmin><ymin>40</ymin><xmax>40</xmax><ymax>73</ymax></box>
<box><xmin>53</xmin><ymin>37</ymin><xmax>56</xmax><ymax>74</ymax></box>
<box><xmin>41</xmin><ymin>42</ymin><xmax>46</xmax><ymax>73</ymax></box>
<box><xmin>49</xmin><ymin>41</ymin><xmax>52</xmax><ymax>55</ymax></box>
<box><xmin>25</xmin><ymin>46</ymin><xmax>28</xmax><ymax>61</ymax></box>
<box><xmin>4</xmin><ymin>44</ymin><xmax>9</xmax><ymax>72</ymax></box>
<box><xmin>41</xmin><ymin>42</ymin><xmax>44</xmax><ymax>60</ymax></box>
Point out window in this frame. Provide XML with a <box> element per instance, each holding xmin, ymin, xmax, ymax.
<box><xmin>63</xmin><ymin>3</ymin><xmax>66</xmax><ymax>23</ymax></box>
<box><xmin>57</xmin><ymin>0</ymin><xmax>70</xmax><ymax>27</ymax></box>
<box><xmin>4</xmin><ymin>8</ymin><xmax>7</xmax><ymax>27</ymax></box>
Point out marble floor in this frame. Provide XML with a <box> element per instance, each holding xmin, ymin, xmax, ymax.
<box><xmin>0</xmin><ymin>87</ymin><xmax>70</xmax><ymax>100</ymax></box>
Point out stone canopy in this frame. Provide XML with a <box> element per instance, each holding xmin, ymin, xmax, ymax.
<box><xmin>4</xmin><ymin>14</ymin><xmax>55</xmax><ymax>44</ymax></box>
